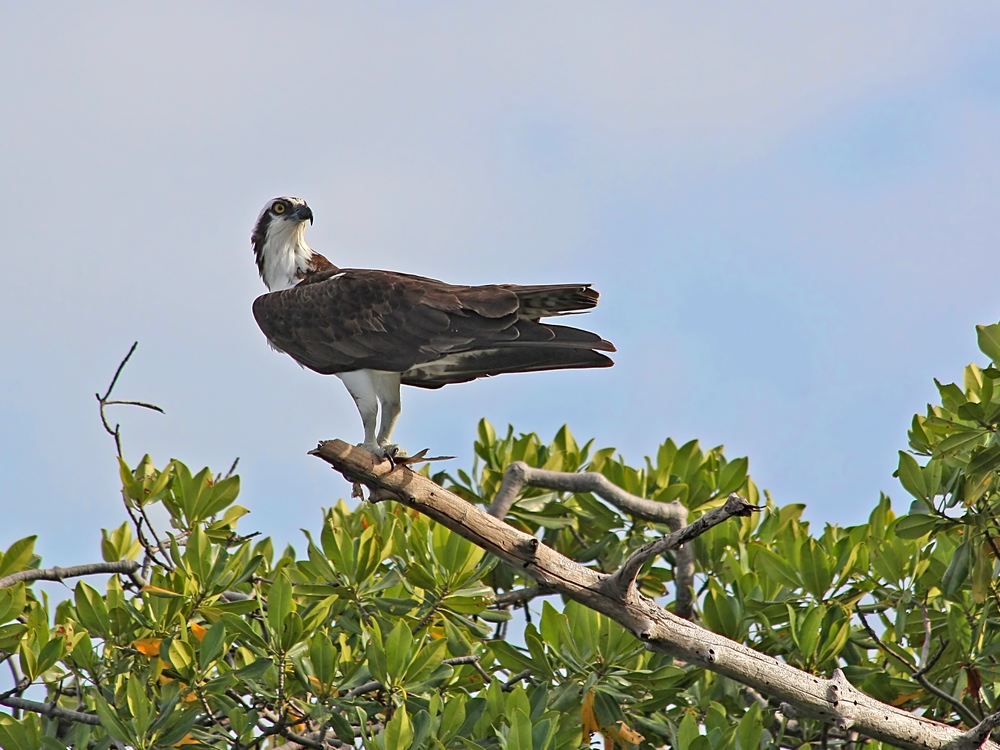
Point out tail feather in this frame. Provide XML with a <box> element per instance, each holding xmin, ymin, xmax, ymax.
<box><xmin>508</xmin><ymin>283</ymin><xmax>600</xmax><ymax>318</ymax></box>
<box><xmin>402</xmin><ymin>347</ymin><xmax>613</xmax><ymax>389</ymax></box>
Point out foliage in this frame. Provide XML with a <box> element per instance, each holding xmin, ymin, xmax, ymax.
<box><xmin>2</xmin><ymin>323</ymin><xmax>1000</xmax><ymax>749</ymax></box>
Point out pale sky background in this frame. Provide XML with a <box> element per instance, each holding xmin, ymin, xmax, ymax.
<box><xmin>2</xmin><ymin>4</ymin><xmax>1000</xmax><ymax>569</ymax></box>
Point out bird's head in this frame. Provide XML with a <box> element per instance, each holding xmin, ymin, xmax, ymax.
<box><xmin>251</xmin><ymin>197</ymin><xmax>316</xmax><ymax>291</ymax></box>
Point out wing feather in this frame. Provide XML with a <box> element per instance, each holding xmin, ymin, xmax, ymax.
<box><xmin>252</xmin><ymin>269</ymin><xmax>614</xmax><ymax>378</ymax></box>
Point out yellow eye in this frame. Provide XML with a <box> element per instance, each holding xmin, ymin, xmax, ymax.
<box><xmin>272</xmin><ymin>202</ymin><xmax>286</xmax><ymax>215</ymax></box>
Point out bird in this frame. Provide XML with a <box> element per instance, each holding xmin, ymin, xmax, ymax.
<box><xmin>250</xmin><ymin>196</ymin><xmax>616</xmax><ymax>460</ymax></box>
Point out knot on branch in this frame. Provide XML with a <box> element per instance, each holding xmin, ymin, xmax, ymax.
<box><xmin>827</xmin><ymin>669</ymin><xmax>858</xmax><ymax>730</ymax></box>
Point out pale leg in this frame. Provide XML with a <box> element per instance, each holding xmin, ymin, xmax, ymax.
<box><xmin>371</xmin><ymin>371</ymin><xmax>405</xmax><ymax>457</ymax></box>
<box><xmin>336</xmin><ymin>371</ymin><xmax>381</xmax><ymax>454</ymax></box>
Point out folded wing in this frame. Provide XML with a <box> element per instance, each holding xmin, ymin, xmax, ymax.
<box><xmin>252</xmin><ymin>270</ymin><xmax>615</xmax><ymax>386</ymax></box>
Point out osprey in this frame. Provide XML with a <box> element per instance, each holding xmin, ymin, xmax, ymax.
<box><xmin>250</xmin><ymin>196</ymin><xmax>615</xmax><ymax>459</ymax></box>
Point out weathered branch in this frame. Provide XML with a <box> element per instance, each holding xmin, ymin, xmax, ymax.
<box><xmin>311</xmin><ymin>440</ymin><xmax>999</xmax><ymax>750</ymax></box>
<box><xmin>951</xmin><ymin>710</ymin><xmax>1000</xmax><ymax>750</ymax></box>
<box><xmin>0</xmin><ymin>696</ymin><xmax>101</xmax><ymax>725</ymax></box>
<box><xmin>607</xmin><ymin>493</ymin><xmax>760</xmax><ymax>599</ymax></box>
<box><xmin>0</xmin><ymin>561</ymin><xmax>142</xmax><ymax>590</ymax></box>
<box><xmin>489</xmin><ymin>461</ymin><xmax>687</xmax><ymax>523</ymax></box>
<box><xmin>488</xmin><ymin>459</ymin><xmax>696</xmax><ymax>618</ymax></box>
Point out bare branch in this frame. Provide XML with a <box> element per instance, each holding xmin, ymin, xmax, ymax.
<box><xmin>102</xmin><ymin>399</ymin><xmax>165</xmax><ymax>414</ymax></box>
<box><xmin>489</xmin><ymin>461</ymin><xmax>687</xmax><ymax>523</ymax></box>
<box><xmin>0</xmin><ymin>695</ymin><xmax>101</xmax><ymax>725</ymax></box>
<box><xmin>311</xmin><ymin>439</ymin><xmax>1000</xmax><ymax>750</ymax></box>
<box><xmin>494</xmin><ymin>585</ymin><xmax>553</xmax><ymax>608</ymax></box>
<box><xmin>950</xmin><ymin>711</ymin><xmax>1000</xmax><ymax>750</ymax></box>
<box><xmin>502</xmin><ymin>669</ymin><xmax>533</xmax><ymax>691</ymax></box>
<box><xmin>342</xmin><ymin>680</ymin><xmax>382</xmax><ymax>700</ymax></box>
<box><xmin>94</xmin><ymin>341</ymin><xmax>163</xmax><ymax>458</ymax></box>
<box><xmin>606</xmin><ymin>493</ymin><xmax>760</xmax><ymax>600</ymax></box>
<box><xmin>856</xmin><ymin>610</ymin><xmax>978</xmax><ymax>727</ymax></box>
<box><xmin>487</xmin><ymin>459</ymin><xmax>697</xmax><ymax>618</ymax></box>
<box><xmin>0</xmin><ymin>560</ymin><xmax>142</xmax><ymax>590</ymax></box>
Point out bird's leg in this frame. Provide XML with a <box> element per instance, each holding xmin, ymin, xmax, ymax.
<box><xmin>372</xmin><ymin>372</ymin><xmax>406</xmax><ymax>459</ymax></box>
<box><xmin>337</xmin><ymin>371</ymin><xmax>384</xmax><ymax>458</ymax></box>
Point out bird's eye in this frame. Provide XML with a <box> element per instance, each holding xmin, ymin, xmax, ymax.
<box><xmin>272</xmin><ymin>202</ymin><xmax>286</xmax><ymax>215</ymax></box>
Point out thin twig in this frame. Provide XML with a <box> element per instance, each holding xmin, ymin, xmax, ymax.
<box><xmin>857</xmin><ymin>610</ymin><xmax>978</xmax><ymax>727</ymax></box>
<box><xmin>605</xmin><ymin>493</ymin><xmax>760</xmax><ymax>599</ymax></box>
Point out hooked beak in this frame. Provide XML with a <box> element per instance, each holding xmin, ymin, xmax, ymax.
<box><xmin>294</xmin><ymin>205</ymin><xmax>314</xmax><ymax>225</ymax></box>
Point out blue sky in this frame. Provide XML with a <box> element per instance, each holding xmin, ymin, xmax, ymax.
<box><xmin>2</xmin><ymin>4</ymin><xmax>1000</xmax><ymax>569</ymax></box>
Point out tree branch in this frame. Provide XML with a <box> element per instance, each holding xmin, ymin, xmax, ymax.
<box><xmin>310</xmin><ymin>439</ymin><xmax>1000</xmax><ymax>750</ymax></box>
<box><xmin>494</xmin><ymin>585</ymin><xmax>553</xmax><ymax>608</ymax></box>
<box><xmin>0</xmin><ymin>696</ymin><xmax>101</xmax><ymax>725</ymax></box>
<box><xmin>606</xmin><ymin>493</ymin><xmax>760</xmax><ymax>600</ymax></box>
<box><xmin>856</xmin><ymin>610</ymin><xmax>979</xmax><ymax>727</ymax></box>
<box><xmin>950</xmin><ymin>710</ymin><xmax>1000</xmax><ymax>750</ymax></box>
<box><xmin>0</xmin><ymin>560</ymin><xmax>142</xmax><ymax>590</ymax></box>
<box><xmin>487</xmin><ymin>459</ymin><xmax>697</xmax><ymax>618</ymax></box>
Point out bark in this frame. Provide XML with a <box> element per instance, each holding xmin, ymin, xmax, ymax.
<box><xmin>311</xmin><ymin>439</ymin><xmax>999</xmax><ymax>750</ymax></box>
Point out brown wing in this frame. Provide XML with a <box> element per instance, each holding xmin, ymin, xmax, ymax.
<box><xmin>252</xmin><ymin>270</ymin><xmax>614</xmax><ymax>380</ymax></box>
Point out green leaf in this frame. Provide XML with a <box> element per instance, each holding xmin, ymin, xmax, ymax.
<box><xmin>942</xmin><ymin>540</ymin><xmax>972</xmax><ymax>597</ymax></box>
<box><xmin>234</xmin><ymin>657</ymin><xmax>274</xmax><ymax>681</ymax></box>
<box><xmin>93</xmin><ymin>696</ymin><xmax>133</xmax><ymax>745</ymax></box>
<box><xmin>896</xmin><ymin>452</ymin><xmax>927</xmax><ymax>500</ymax></box>
<box><xmin>267</xmin><ymin>573</ymin><xmax>293</xmax><ymax>641</ymax></box>
<box><xmin>74</xmin><ymin>581</ymin><xmax>110</xmax><ymax>638</ymax></box>
<box><xmin>0</xmin><ymin>584</ymin><xmax>26</xmax><ymax>625</ymax></box>
<box><xmin>327</xmin><ymin>711</ymin><xmax>355</xmax><ymax>743</ymax></box>
<box><xmin>506</xmin><ymin>708</ymin><xmax>533</xmax><ymax>750</ymax></box>
<box><xmin>220</xmin><ymin>613</ymin><xmax>268</xmax><ymax>651</ymax></box>
<box><xmin>893</xmin><ymin>514</ymin><xmax>938</xmax><ymax>539</ymax></box>
<box><xmin>199</xmin><ymin>620</ymin><xmax>226</xmax><ymax>669</ymax></box>
<box><xmin>410</xmin><ymin>709</ymin><xmax>432</xmax><ymax>750</ymax></box>
<box><xmin>0</xmin><ymin>537</ymin><xmax>37</xmax><ymax>579</ymax></box>
<box><xmin>126</xmin><ymin>675</ymin><xmax>151</xmax><ymax>737</ymax></box>
<box><xmin>385</xmin><ymin>619</ymin><xmax>413</xmax><ymax>680</ymax></box>
<box><xmin>383</xmin><ymin>703</ymin><xmax>413</xmax><ymax>750</ymax></box>
<box><xmin>736</xmin><ymin>702</ymin><xmax>763</xmax><ymax>750</ymax></box>
<box><xmin>972</xmin><ymin>544</ymin><xmax>992</xmax><ymax>604</ymax></box>
<box><xmin>167</xmin><ymin>639</ymin><xmax>196</xmax><ymax>679</ymax></box>
<box><xmin>676</xmin><ymin>711</ymin><xmax>701</xmax><ymax>749</ymax></box>
<box><xmin>310</xmin><ymin>635</ymin><xmax>336</xmax><ymax>688</ymax></box>
<box><xmin>718</xmin><ymin>457</ymin><xmax>749</xmax><ymax>495</ymax></box>
<box><xmin>35</xmin><ymin>635</ymin><xmax>64</xmax><ymax>676</ymax></box>
<box><xmin>0</xmin><ymin>715</ymin><xmax>35</xmax><ymax>750</ymax></box>
<box><xmin>977</xmin><ymin>323</ymin><xmax>1000</xmax><ymax>365</ymax></box>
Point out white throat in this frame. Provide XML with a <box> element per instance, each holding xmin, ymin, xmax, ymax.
<box><xmin>259</xmin><ymin>220</ymin><xmax>313</xmax><ymax>292</ymax></box>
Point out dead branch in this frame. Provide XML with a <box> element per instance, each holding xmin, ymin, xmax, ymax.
<box><xmin>606</xmin><ymin>493</ymin><xmax>760</xmax><ymax>600</ymax></box>
<box><xmin>310</xmin><ymin>439</ymin><xmax>999</xmax><ymax>750</ymax></box>
<box><xmin>950</xmin><ymin>711</ymin><xmax>1000</xmax><ymax>750</ymax></box>
<box><xmin>0</xmin><ymin>560</ymin><xmax>143</xmax><ymax>590</ymax></box>
<box><xmin>488</xmin><ymin>459</ymin><xmax>696</xmax><ymax>618</ymax></box>
<box><xmin>95</xmin><ymin>342</ymin><xmax>164</xmax><ymax>458</ymax></box>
